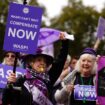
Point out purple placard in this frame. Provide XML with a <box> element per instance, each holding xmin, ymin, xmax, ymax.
<box><xmin>97</xmin><ymin>17</ymin><xmax>105</xmax><ymax>39</ymax></box>
<box><xmin>0</xmin><ymin>64</ymin><xmax>26</xmax><ymax>88</ymax></box>
<box><xmin>3</xmin><ymin>2</ymin><xmax>43</xmax><ymax>54</ymax></box>
<box><xmin>74</xmin><ymin>85</ymin><xmax>96</xmax><ymax>101</ymax></box>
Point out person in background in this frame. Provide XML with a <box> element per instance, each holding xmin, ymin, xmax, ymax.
<box><xmin>0</xmin><ymin>51</ymin><xmax>20</xmax><ymax>105</ymax></box>
<box><xmin>2</xmin><ymin>51</ymin><xmax>20</xmax><ymax>66</ymax></box>
<box><xmin>2</xmin><ymin>32</ymin><xmax>69</xmax><ymax>105</ymax></box>
<box><xmin>54</xmin><ymin>48</ymin><xmax>99</xmax><ymax>105</ymax></box>
<box><xmin>54</xmin><ymin>54</ymin><xmax>71</xmax><ymax>86</ymax></box>
<box><xmin>69</xmin><ymin>56</ymin><xmax>78</xmax><ymax>71</ymax></box>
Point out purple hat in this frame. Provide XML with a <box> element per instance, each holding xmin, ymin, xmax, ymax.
<box><xmin>81</xmin><ymin>48</ymin><xmax>97</xmax><ymax>56</ymax></box>
<box><xmin>25</xmin><ymin>48</ymin><xmax>53</xmax><ymax>66</ymax></box>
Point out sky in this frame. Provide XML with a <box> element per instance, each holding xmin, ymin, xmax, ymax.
<box><xmin>38</xmin><ymin>0</ymin><xmax>105</xmax><ymax>18</ymax></box>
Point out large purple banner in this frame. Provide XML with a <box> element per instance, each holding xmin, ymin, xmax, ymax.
<box><xmin>0</xmin><ymin>64</ymin><xmax>26</xmax><ymax>88</ymax></box>
<box><xmin>3</xmin><ymin>3</ymin><xmax>43</xmax><ymax>54</ymax></box>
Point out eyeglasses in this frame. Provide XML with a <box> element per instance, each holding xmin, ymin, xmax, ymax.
<box><xmin>5</xmin><ymin>54</ymin><xmax>16</xmax><ymax>58</ymax></box>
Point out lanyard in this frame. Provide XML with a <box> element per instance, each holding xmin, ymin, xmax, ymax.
<box><xmin>80</xmin><ymin>76</ymin><xmax>92</xmax><ymax>103</ymax></box>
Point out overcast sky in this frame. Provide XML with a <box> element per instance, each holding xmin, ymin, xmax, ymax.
<box><xmin>38</xmin><ymin>0</ymin><xmax>105</xmax><ymax>18</ymax></box>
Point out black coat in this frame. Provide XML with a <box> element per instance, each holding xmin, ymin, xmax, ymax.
<box><xmin>2</xmin><ymin>40</ymin><xmax>69</xmax><ymax>105</ymax></box>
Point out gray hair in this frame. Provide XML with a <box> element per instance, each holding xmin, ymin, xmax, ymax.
<box><xmin>74</xmin><ymin>54</ymin><xmax>97</xmax><ymax>75</ymax></box>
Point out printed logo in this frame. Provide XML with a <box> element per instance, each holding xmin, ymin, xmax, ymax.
<box><xmin>23</xmin><ymin>7</ymin><xmax>29</xmax><ymax>14</ymax></box>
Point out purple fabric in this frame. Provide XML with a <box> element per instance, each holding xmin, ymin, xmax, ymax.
<box><xmin>97</xmin><ymin>56</ymin><xmax>105</xmax><ymax>105</ymax></box>
<box><xmin>38</xmin><ymin>28</ymin><xmax>61</xmax><ymax>47</ymax></box>
<box><xmin>97</xmin><ymin>56</ymin><xmax>105</xmax><ymax>70</ymax></box>
<box><xmin>97</xmin><ymin>17</ymin><xmax>105</xmax><ymax>39</ymax></box>
<box><xmin>25</xmin><ymin>70</ymin><xmax>49</xmax><ymax>96</ymax></box>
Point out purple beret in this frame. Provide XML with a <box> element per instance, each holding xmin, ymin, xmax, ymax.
<box><xmin>81</xmin><ymin>48</ymin><xmax>97</xmax><ymax>56</ymax></box>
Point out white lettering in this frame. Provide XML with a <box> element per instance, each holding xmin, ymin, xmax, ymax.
<box><xmin>8</xmin><ymin>27</ymin><xmax>16</xmax><ymax>37</ymax></box>
<box><xmin>6</xmin><ymin>70</ymin><xmax>12</xmax><ymax>79</ymax></box>
<box><xmin>26</xmin><ymin>30</ymin><xmax>37</xmax><ymax>40</ymax></box>
<box><xmin>8</xmin><ymin>27</ymin><xmax>37</xmax><ymax>40</ymax></box>
<box><xmin>0</xmin><ymin>68</ymin><xmax>4</xmax><ymax>78</ymax></box>
<box><xmin>17</xmin><ymin>29</ymin><xmax>25</xmax><ymax>39</ymax></box>
<box><xmin>78</xmin><ymin>91</ymin><xmax>83</xmax><ymax>97</ymax></box>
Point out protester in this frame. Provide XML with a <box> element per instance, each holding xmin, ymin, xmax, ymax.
<box><xmin>54</xmin><ymin>48</ymin><xmax>99</xmax><ymax>105</ymax></box>
<box><xmin>54</xmin><ymin>54</ymin><xmax>71</xmax><ymax>86</ymax></box>
<box><xmin>0</xmin><ymin>51</ymin><xmax>20</xmax><ymax>105</ymax></box>
<box><xmin>2</xmin><ymin>51</ymin><xmax>20</xmax><ymax>66</ymax></box>
<box><xmin>69</xmin><ymin>56</ymin><xmax>78</xmax><ymax>71</ymax></box>
<box><xmin>2</xmin><ymin>32</ymin><xmax>69</xmax><ymax>105</ymax></box>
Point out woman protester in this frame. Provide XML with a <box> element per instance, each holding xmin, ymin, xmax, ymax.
<box><xmin>54</xmin><ymin>48</ymin><xmax>99</xmax><ymax>105</ymax></box>
<box><xmin>0</xmin><ymin>51</ymin><xmax>20</xmax><ymax>105</ymax></box>
<box><xmin>2</xmin><ymin>32</ymin><xmax>69</xmax><ymax>105</ymax></box>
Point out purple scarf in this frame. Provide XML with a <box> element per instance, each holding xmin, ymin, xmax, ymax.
<box><xmin>25</xmin><ymin>69</ymin><xmax>50</xmax><ymax>97</ymax></box>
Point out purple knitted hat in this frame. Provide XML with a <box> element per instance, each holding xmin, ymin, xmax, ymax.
<box><xmin>81</xmin><ymin>48</ymin><xmax>97</xmax><ymax>56</ymax></box>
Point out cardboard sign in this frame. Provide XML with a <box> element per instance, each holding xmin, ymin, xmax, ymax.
<box><xmin>3</xmin><ymin>2</ymin><xmax>43</xmax><ymax>54</ymax></box>
<box><xmin>0</xmin><ymin>64</ymin><xmax>26</xmax><ymax>88</ymax></box>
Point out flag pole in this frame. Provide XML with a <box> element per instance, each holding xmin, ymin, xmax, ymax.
<box><xmin>93</xmin><ymin>38</ymin><xmax>101</xmax><ymax>51</ymax></box>
<box><xmin>23</xmin><ymin>0</ymin><xmax>27</xmax><ymax>5</ymax></box>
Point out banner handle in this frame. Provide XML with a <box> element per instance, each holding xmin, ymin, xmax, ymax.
<box><xmin>23</xmin><ymin>0</ymin><xmax>27</xmax><ymax>5</ymax></box>
<box><xmin>13</xmin><ymin>52</ymin><xmax>18</xmax><ymax>73</ymax></box>
<box><xmin>93</xmin><ymin>38</ymin><xmax>101</xmax><ymax>51</ymax></box>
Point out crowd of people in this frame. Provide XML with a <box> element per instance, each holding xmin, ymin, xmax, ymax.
<box><xmin>0</xmin><ymin>32</ymin><xmax>104</xmax><ymax>105</ymax></box>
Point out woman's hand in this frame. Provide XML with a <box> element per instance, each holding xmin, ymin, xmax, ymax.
<box><xmin>65</xmin><ymin>84</ymin><xmax>74</xmax><ymax>93</ymax></box>
<box><xmin>7</xmin><ymin>72</ymin><xmax>16</xmax><ymax>83</ymax></box>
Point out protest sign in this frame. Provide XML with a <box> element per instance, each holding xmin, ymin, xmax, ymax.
<box><xmin>0</xmin><ymin>64</ymin><xmax>26</xmax><ymax>88</ymax></box>
<box><xmin>3</xmin><ymin>2</ymin><xmax>43</xmax><ymax>54</ymax></box>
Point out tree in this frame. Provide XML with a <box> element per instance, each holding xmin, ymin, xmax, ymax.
<box><xmin>50</xmin><ymin>0</ymin><xmax>100</xmax><ymax>56</ymax></box>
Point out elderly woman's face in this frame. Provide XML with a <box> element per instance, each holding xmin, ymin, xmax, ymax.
<box><xmin>30</xmin><ymin>56</ymin><xmax>47</xmax><ymax>73</ymax></box>
<box><xmin>4</xmin><ymin>52</ymin><xmax>16</xmax><ymax>66</ymax></box>
<box><xmin>80</xmin><ymin>54</ymin><xmax>95</xmax><ymax>75</ymax></box>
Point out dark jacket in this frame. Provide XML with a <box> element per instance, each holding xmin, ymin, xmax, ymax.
<box><xmin>2</xmin><ymin>40</ymin><xmax>69</xmax><ymax>105</ymax></box>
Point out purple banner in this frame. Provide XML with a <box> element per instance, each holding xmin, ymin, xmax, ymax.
<box><xmin>97</xmin><ymin>56</ymin><xmax>105</xmax><ymax>105</ymax></box>
<box><xmin>3</xmin><ymin>3</ymin><xmax>43</xmax><ymax>54</ymax></box>
<box><xmin>74</xmin><ymin>85</ymin><xmax>96</xmax><ymax>101</ymax></box>
<box><xmin>97</xmin><ymin>17</ymin><xmax>105</xmax><ymax>39</ymax></box>
<box><xmin>38</xmin><ymin>28</ymin><xmax>61</xmax><ymax>47</ymax></box>
<box><xmin>0</xmin><ymin>64</ymin><xmax>26</xmax><ymax>88</ymax></box>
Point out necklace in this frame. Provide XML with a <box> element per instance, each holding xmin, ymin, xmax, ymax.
<box><xmin>80</xmin><ymin>76</ymin><xmax>92</xmax><ymax>103</ymax></box>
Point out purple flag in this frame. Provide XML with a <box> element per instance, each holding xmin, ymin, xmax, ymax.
<box><xmin>38</xmin><ymin>28</ymin><xmax>61</xmax><ymax>47</ymax></box>
<box><xmin>97</xmin><ymin>17</ymin><xmax>105</xmax><ymax>39</ymax></box>
<box><xmin>97</xmin><ymin>56</ymin><xmax>105</xmax><ymax>105</ymax></box>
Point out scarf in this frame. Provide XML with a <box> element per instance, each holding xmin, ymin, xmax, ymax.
<box><xmin>25</xmin><ymin>69</ymin><xmax>50</xmax><ymax>97</ymax></box>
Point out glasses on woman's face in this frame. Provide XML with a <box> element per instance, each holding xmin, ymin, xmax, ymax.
<box><xmin>5</xmin><ymin>54</ymin><xmax>16</xmax><ymax>58</ymax></box>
